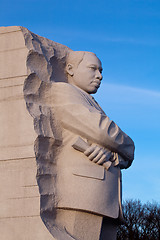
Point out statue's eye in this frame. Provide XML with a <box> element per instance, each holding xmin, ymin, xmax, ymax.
<box><xmin>89</xmin><ymin>66</ymin><xmax>96</xmax><ymax>70</ymax></box>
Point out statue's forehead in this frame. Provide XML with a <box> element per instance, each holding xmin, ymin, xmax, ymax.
<box><xmin>82</xmin><ymin>53</ymin><xmax>102</xmax><ymax>65</ymax></box>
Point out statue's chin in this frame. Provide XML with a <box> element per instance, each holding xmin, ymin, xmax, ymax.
<box><xmin>88</xmin><ymin>87</ymin><xmax>98</xmax><ymax>94</ymax></box>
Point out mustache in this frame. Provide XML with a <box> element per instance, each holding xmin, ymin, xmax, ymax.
<box><xmin>93</xmin><ymin>80</ymin><xmax>101</xmax><ymax>85</ymax></box>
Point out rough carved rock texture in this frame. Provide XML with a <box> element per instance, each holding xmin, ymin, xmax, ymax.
<box><xmin>1</xmin><ymin>26</ymin><xmax>134</xmax><ymax>240</ymax></box>
<box><xmin>22</xmin><ymin>27</ymin><xmax>74</xmax><ymax>239</ymax></box>
<box><xmin>0</xmin><ymin>26</ymin><xmax>57</xmax><ymax>240</ymax></box>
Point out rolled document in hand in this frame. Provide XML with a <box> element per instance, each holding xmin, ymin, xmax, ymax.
<box><xmin>72</xmin><ymin>137</ymin><xmax>113</xmax><ymax>170</ymax></box>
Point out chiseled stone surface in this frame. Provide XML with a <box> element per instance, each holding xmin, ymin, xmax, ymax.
<box><xmin>23</xmin><ymin>28</ymin><xmax>134</xmax><ymax>240</ymax></box>
<box><xmin>0</xmin><ymin>26</ymin><xmax>53</xmax><ymax>240</ymax></box>
<box><xmin>0</xmin><ymin>26</ymin><xmax>135</xmax><ymax>240</ymax></box>
<box><xmin>0</xmin><ymin>27</ymin><xmax>36</xmax><ymax>161</ymax></box>
<box><xmin>0</xmin><ymin>217</ymin><xmax>54</xmax><ymax>240</ymax></box>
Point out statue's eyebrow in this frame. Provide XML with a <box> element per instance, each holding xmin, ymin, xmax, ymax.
<box><xmin>99</xmin><ymin>67</ymin><xmax>103</xmax><ymax>73</ymax></box>
<box><xmin>87</xmin><ymin>64</ymin><xmax>97</xmax><ymax>67</ymax></box>
<box><xmin>87</xmin><ymin>64</ymin><xmax>103</xmax><ymax>70</ymax></box>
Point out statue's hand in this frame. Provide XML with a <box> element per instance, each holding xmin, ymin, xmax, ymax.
<box><xmin>118</xmin><ymin>154</ymin><xmax>132</xmax><ymax>169</ymax></box>
<box><xmin>84</xmin><ymin>144</ymin><xmax>112</xmax><ymax>165</ymax></box>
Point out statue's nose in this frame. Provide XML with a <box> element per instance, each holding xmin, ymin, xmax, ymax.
<box><xmin>96</xmin><ymin>70</ymin><xmax>103</xmax><ymax>80</ymax></box>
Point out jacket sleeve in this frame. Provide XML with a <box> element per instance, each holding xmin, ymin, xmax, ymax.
<box><xmin>47</xmin><ymin>83</ymin><xmax>135</xmax><ymax>162</ymax></box>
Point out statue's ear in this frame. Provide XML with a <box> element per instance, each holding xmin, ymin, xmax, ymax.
<box><xmin>66</xmin><ymin>63</ymin><xmax>74</xmax><ymax>76</ymax></box>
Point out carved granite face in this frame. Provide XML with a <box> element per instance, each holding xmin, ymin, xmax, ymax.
<box><xmin>68</xmin><ymin>53</ymin><xmax>103</xmax><ymax>94</ymax></box>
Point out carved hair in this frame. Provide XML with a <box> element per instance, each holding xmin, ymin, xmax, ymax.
<box><xmin>65</xmin><ymin>51</ymin><xmax>96</xmax><ymax>80</ymax></box>
<box><xmin>66</xmin><ymin>51</ymin><xmax>85</xmax><ymax>68</ymax></box>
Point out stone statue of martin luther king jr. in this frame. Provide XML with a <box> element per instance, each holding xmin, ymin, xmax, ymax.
<box><xmin>31</xmin><ymin>51</ymin><xmax>135</xmax><ymax>240</ymax></box>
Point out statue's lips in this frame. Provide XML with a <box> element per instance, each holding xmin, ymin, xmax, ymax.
<box><xmin>92</xmin><ymin>81</ymin><xmax>101</xmax><ymax>88</ymax></box>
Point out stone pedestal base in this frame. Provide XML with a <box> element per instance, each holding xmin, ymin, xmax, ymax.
<box><xmin>55</xmin><ymin>209</ymin><xmax>117</xmax><ymax>240</ymax></box>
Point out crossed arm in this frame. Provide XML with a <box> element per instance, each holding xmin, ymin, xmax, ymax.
<box><xmin>49</xmin><ymin>83</ymin><xmax>135</xmax><ymax>169</ymax></box>
<box><xmin>84</xmin><ymin>143</ymin><xmax>130</xmax><ymax>169</ymax></box>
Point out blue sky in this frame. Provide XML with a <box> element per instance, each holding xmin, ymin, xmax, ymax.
<box><xmin>1</xmin><ymin>0</ymin><xmax>160</xmax><ymax>203</ymax></box>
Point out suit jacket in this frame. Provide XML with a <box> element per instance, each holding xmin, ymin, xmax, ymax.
<box><xmin>45</xmin><ymin>82</ymin><xmax>135</xmax><ymax>219</ymax></box>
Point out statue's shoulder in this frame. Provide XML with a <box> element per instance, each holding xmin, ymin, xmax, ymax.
<box><xmin>52</xmin><ymin>82</ymin><xmax>78</xmax><ymax>92</ymax></box>
<box><xmin>47</xmin><ymin>82</ymin><xmax>83</xmax><ymax>105</ymax></box>
<box><xmin>51</xmin><ymin>82</ymin><xmax>82</xmax><ymax>97</ymax></box>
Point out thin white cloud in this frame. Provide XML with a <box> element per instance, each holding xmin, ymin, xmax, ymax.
<box><xmin>95</xmin><ymin>82</ymin><xmax>160</xmax><ymax>114</ymax></box>
<box><xmin>101</xmin><ymin>82</ymin><xmax>160</xmax><ymax>98</ymax></box>
<box><xmin>43</xmin><ymin>26</ymin><xmax>160</xmax><ymax>46</ymax></box>
<box><xmin>95</xmin><ymin>37</ymin><xmax>160</xmax><ymax>46</ymax></box>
